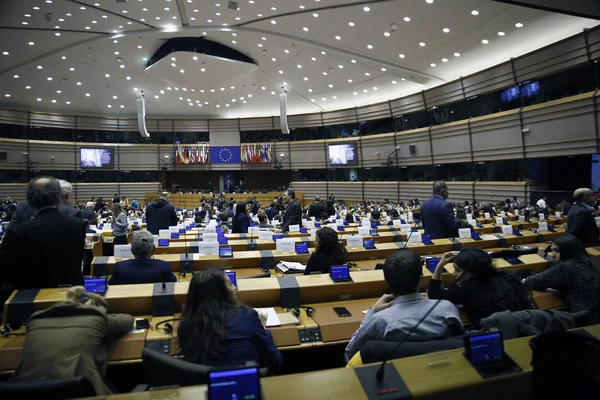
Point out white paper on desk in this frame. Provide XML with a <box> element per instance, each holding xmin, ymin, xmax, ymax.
<box><xmin>281</xmin><ymin>261</ymin><xmax>306</xmax><ymax>271</ymax></box>
<box><xmin>335</xmin><ymin>219</ymin><xmax>343</xmax><ymax>227</ymax></box>
<box><xmin>514</xmin><ymin>209</ymin><xmax>519</xmax><ymax>216</ymax></box>
<box><xmin>305</xmin><ymin>220</ymin><xmax>315</xmax><ymax>228</ymax></box>
<box><xmin>358</xmin><ymin>227</ymin><xmax>370</xmax><ymax>235</ymax></box>
<box><xmin>468</xmin><ymin>220</ymin><xmax>477</xmax><ymax>228</ymax></box>
<box><xmin>288</xmin><ymin>224</ymin><xmax>300</xmax><ymax>232</ymax></box>
<box><xmin>539</xmin><ymin>214</ymin><xmax>545</xmax><ymax>221</ymax></box>
<box><xmin>197</xmin><ymin>241</ymin><xmax>219</xmax><ymax>255</ymax></box>
<box><xmin>152</xmin><ymin>235</ymin><xmax>159</xmax><ymax>244</ymax></box>
<box><xmin>408</xmin><ymin>232</ymin><xmax>422</xmax><ymax>244</ymax></box>
<box><xmin>458</xmin><ymin>228</ymin><xmax>472</xmax><ymax>239</ymax></box>
<box><xmin>555</xmin><ymin>212</ymin><xmax>561</xmax><ymax>218</ymax></box>
<box><xmin>276</xmin><ymin>238</ymin><xmax>295</xmax><ymax>252</ymax></box>
<box><xmin>202</xmin><ymin>232</ymin><xmax>218</xmax><ymax>242</ymax></box>
<box><xmin>169</xmin><ymin>226</ymin><xmax>179</xmax><ymax>232</ymax></box>
<box><xmin>501</xmin><ymin>225</ymin><xmax>513</xmax><ymax>236</ymax></box>
<box><xmin>204</xmin><ymin>226</ymin><xmax>217</xmax><ymax>233</ymax></box>
<box><xmin>519</xmin><ymin>216</ymin><xmax>525</xmax><ymax>222</ymax></box>
<box><xmin>248</xmin><ymin>227</ymin><xmax>260</xmax><ymax>235</ymax></box>
<box><xmin>259</xmin><ymin>231</ymin><xmax>273</xmax><ymax>241</ymax></box>
<box><xmin>496</xmin><ymin>217</ymin><xmax>504</xmax><ymax>225</ymax></box>
<box><xmin>467</xmin><ymin>214</ymin><xmax>472</xmax><ymax>220</ymax></box>
<box><xmin>392</xmin><ymin>219</ymin><xmax>402</xmax><ymax>226</ymax></box>
<box><xmin>484</xmin><ymin>213</ymin><xmax>491</xmax><ymax>219</ymax></box>
<box><xmin>254</xmin><ymin>308</ymin><xmax>282</xmax><ymax>327</ymax></box>
<box><xmin>114</xmin><ymin>244</ymin><xmax>133</xmax><ymax>259</ymax></box>
<box><xmin>159</xmin><ymin>229</ymin><xmax>170</xmax><ymax>237</ymax></box>
<box><xmin>347</xmin><ymin>235</ymin><xmax>363</xmax><ymax>248</ymax></box>
<box><xmin>538</xmin><ymin>222</ymin><xmax>548</xmax><ymax>231</ymax></box>
<box><xmin>400</xmin><ymin>225</ymin><xmax>411</xmax><ymax>232</ymax></box>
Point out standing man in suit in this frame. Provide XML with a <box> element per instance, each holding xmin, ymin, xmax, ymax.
<box><xmin>567</xmin><ymin>188</ymin><xmax>600</xmax><ymax>247</ymax></box>
<box><xmin>0</xmin><ymin>176</ymin><xmax>87</xmax><ymax>290</ymax></box>
<box><xmin>308</xmin><ymin>197</ymin><xmax>327</xmax><ymax>218</ymax></box>
<box><xmin>108</xmin><ymin>230</ymin><xmax>177</xmax><ymax>285</ymax></box>
<box><xmin>145</xmin><ymin>192</ymin><xmax>178</xmax><ymax>235</ymax></box>
<box><xmin>9</xmin><ymin>179</ymin><xmax>80</xmax><ymax>226</ymax></box>
<box><xmin>279</xmin><ymin>189</ymin><xmax>302</xmax><ymax>232</ymax></box>
<box><xmin>421</xmin><ymin>181</ymin><xmax>460</xmax><ymax>239</ymax></box>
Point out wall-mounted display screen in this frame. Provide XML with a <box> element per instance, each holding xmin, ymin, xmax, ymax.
<box><xmin>328</xmin><ymin>143</ymin><xmax>358</xmax><ymax>166</ymax></box>
<box><xmin>500</xmin><ymin>81</ymin><xmax>540</xmax><ymax>102</ymax></box>
<box><xmin>80</xmin><ymin>148</ymin><xmax>114</xmax><ymax>169</ymax></box>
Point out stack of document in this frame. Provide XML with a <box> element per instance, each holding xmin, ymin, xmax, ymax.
<box><xmin>275</xmin><ymin>261</ymin><xmax>306</xmax><ymax>274</ymax></box>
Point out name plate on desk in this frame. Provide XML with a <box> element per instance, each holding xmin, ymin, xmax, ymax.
<box><xmin>468</xmin><ymin>219</ymin><xmax>477</xmax><ymax>227</ymax></box>
<box><xmin>514</xmin><ymin>209</ymin><xmax>519</xmax><ymax>215</ymax></box>
<box><xmin>392</xmin><ymin>219</ymin><xmax>402</xmax><ymax>226</ymax></box>
<box><xmin>114</xmin><ymin>244</ymin><xmax>133</xmax><ymax>259</ymax></box>
<box><xmin>248</xmin><ymin>227</ymin><xmax>260</xmax><ymax>235</ymax></box>
<box><xmin>407</xmin><ymin>232</ymin><xmax>422</xmax><ymax>244</ymax></box>
<box><xmin>400</xmin><ymin>225</ymin><xmax>411</xmax><ymax>232</ymax></box>
<box><xmin>202</xmin><ymin>232</ymin><xmax>218</xmax><ymax>242</ymax></box>
<box><xmin>289</xmin><ymin>224</ymin><xmax>300</xmax><ymax>232</ymax></box>
<box><xmin>484</xmin><ymin>213</ymin><xmax>491</xmax><ymax>219</ymax></box>
<box><xmin>458</xmin><ymin>228</ymin><xmax>472</xmax><ymax>239</ymax></box>
<box><xmin>346</xmin><ymin>235</ymin><xmax>363</xmax><ymax>248</ymax></box>
<box><xmin>159</xmin><ymin>229</ymin><xmax>170</xmax><ymax>237</ymax></box>
<box><xmin>259</xmin><ymin>231</ymin><xmax>273</xmax><ymax>241</ymax></box>
<box><xmin>518</xmin><ymin>216</ymin><xmax>525</xmax><ymax>222</ymax></box>
<box><xmin>197</xmin><ymin>241</ymin><xmax>219</xmax><ymax>255</ymax></box>
<box><xmin>168</xmin><ymin>226</ymin><xmax>179</xmax><ymax>233</ymax></box>
<box><xmin>276</xmin><ymin>238</ymin><xmax>295</xmax><ymax>252</ymax></box>
<box><xmin>555</xmin><ymin>212</ymin><xmax>561</xmax><ymax>218</ymax></box>
<box><xmin>310</xmin><ymin>229</ymin><xmax>318</xmax><ymax>238</ymax></box>
<box><xmin>496</xmin><ymin>217</ymin><xmax>504</xmax><ymax>225</ymax></box>
<box><xmin>501</xmin><ymin>225</ymin><xmax>513</xmax><ymax>236</ymax></box>
<box><xmin>357</xmin><ymin>227</ymin><xmax>370</xmax><ymax>235</ymax></box>
<box><xmin>204</xmin><ymin>226</ymin><xmax>217</xmax><ymax>233</ymax></box>
<box><xmin>539</xmin><ymin>214</ymin><xmax>545</xmax><ymax>221</ymax></box>
<box><xmin>538</xmin><ymin>222</ymin><xmax>548</xmax><ymax>231</ymax></box>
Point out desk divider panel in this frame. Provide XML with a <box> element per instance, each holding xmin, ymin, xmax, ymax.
<box><xmin>5</xmin><ymin>289</ymin><xmax>39</xmax><ymax>325</ymax></box>
<box><xmin>260</xmin><ymin>250</ymin><xmax>275</xmax><ymax>269</ymax></box>
<box><xmin>277</xmin><ymin>276</ymin><xmax>301</xmax><ymax>309</ymax></box>
<box><xmin>152</xmin><ymin>283</ymin><xmax>175</xmax><ymax>317</ymax></box>
<box><xmin>91</xmin><ymin>256</ymin><xmax>110</xmax><ymax>277</ymax></box>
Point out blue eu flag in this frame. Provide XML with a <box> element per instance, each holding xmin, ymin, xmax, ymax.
<box><xmin>210</xmin><ymin>146</ymin><xmax>241</xmax><ymax>164</ymax></box>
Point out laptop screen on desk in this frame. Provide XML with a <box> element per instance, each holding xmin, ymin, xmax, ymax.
<box><xmin>295</xmin><ymin>243</ymin><xmax>308</xmax><ymax>253</ymax></box>
<box><xmin>84</xmin><ymin>277</ymin><xmax>106</xmax><ymax>294</ymax></box>
<box><xmin>364</xmin><ymin>239</ymin><xmax>375</xmax><ymax>249</ymax></box>
<box><xmin>468</xmin><ymin>332</ymin><xmax>504</xmax><ymax>365</ymax></box>
<box><xmin>219</xmin><ymin>247</ymin><xmax>233</xmax><ymax>258</ymax></box>
<box><xmin>330</xmin><ymin>265</ymin><xmax>350</xmax><ymax>280</ymax></box>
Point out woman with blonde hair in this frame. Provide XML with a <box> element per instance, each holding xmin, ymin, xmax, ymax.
<box><xmin>10</xmin><ymin>286</ymin><xmax>134</xmax><ymax>395</ymax></box>
<box><xmin>111</xmin><ymin>202</ymin><xmax>129</xmax><ymax>245</ymax></box>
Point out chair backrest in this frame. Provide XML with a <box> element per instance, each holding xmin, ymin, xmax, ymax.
<box><xmin>0</xmin><ymin>377</ymin><xmax>96</xmax><ymax>400</ymax></box>
<box><xmin>142</xmin><ymin>348</ymin><xmax>211</xmax><ymax>388</ymax></box>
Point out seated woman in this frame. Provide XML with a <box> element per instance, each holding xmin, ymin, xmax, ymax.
<box><xmin>219</xmin><ymin>213</ymin><xmax>232</xmax><ymax>234</ymax></box>
<box><xmin>454</xmin><ymin>209</ymin><xmax>474</xmax><ymax>235</ymax></box>
<box><xmin>109</xmin><ymin>230</ymin><xmax>177</xmax><ymax>285</ymax></box>
<box><xmin>177</xmin><ymin>268</ymin><xmax>283</xmax><ymax>371</ymax></box>
<box><xmin>318</xmin><ymin>211</ymin><xmax>331</xmax><ymax>224</ymax></box>
<box><xmin>304</xmin><ymin>226</ymin><xmax>348</xmax><ymax>275</ymax></box>
<box><xmin>524</xmin><ymin>234</ymin><xmax>600</xmax><ymax>317</ymax></box>
<box><xmin>10</xmin><ymin>286</ymin><xmax>134</xmax><ymax>395</ymax></box>
<box><xmin>428</xmin><ymin>248</ymin><xmax>533</xmax><ymax>326</ymax></box>
<box><xmin>232</xmin><ymin>202</ymin><xmax>250</xmax><ymax>234</ymax></box>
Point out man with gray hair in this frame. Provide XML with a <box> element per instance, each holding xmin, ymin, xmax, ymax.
<box><xmin>145</xmin><ymin>191</ymin><xmax>178</xmax><ymax>234</ymax></box>
<box><xmin>566</xmin><ymin>188</ymin><xmax>599</xmax><ymax>247</ymax></box>
<box><xmin>108</xmin><ymin>230</ymin><xmax>177</xmax><ymax>285</ymax></box>
<box><xmin>10</xmin><ymin>178</ymin><xmax>80</xmax><ymax>226</ymax></box>
<box><xmin>421</xmin><ymin>181</ymin><xmax>460</xmax><ymax>239</ymax></box>
<box><xmin>0</xmin><ymin>176</ymin><xmax>86</xmax><ymax>290</ymax></box>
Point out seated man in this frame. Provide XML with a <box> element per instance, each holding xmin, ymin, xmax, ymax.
<box><xmin>344</xmin><ymin>250</ymin><xmax>463</xmax><ymax>359</ymax></box>
<box><xmin>108</xmin><ymin>230</ymin><xmax>177</xmax><ymax>285</ymax></box>
<box><xmin>370</xmin><ymin>210</ymin><xmax>381</xmax><ymax>226</ymax></box>
<box><xmin>257</xmin><ymin>212</ymin><xmax>273</xmax><ymax>229</ymax></box>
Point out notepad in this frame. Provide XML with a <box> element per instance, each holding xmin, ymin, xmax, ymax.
<box><xmin>254</xmin><ymin>307</ymin><xmax>282</xmax><ymax>327</ymax></box>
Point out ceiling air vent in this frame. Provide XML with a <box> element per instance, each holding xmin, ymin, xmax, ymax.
<box><xmin>227</xmin><ymin>2</ymin><xmax>239</xmax><ymax>11</ymax></box>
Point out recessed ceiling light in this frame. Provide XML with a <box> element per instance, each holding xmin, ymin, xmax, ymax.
<box><xmin>384</xmin><ymin>32</ymin><xmax>391</xmax><ymax>37</ymax></box>
<box><xmin>443</xmin><ymin>28</ymin><xmax>450</xmax><ymax>33</ymax></box>
<box><xmin>52</xmin><ymin>99</ymin><xmax>57</xmax><ymax>103</ymax></box>
<box><xmin>69</xmin><ymin>67</ymin><xmax>74</xmax><ymax>71</ymax></box>
<box><xmin>419</xmin><ymin>42</ymin><xmax>426</xmax><ymax>47</ymax></box>
<box><xmin>22</xmin><ymin>22</ymin><xmax>28</xmax><ymax>25</ymax></box>
<box><xmin>120</xmin><ymin>105</ymin><xmax>124</xmax><ymax>108</ymax></box>
<box><xmin>2</xmin><ymin>51</ymin><xmax>8</xmax><ymax>56</ymax></box>
<box><xmin>154</xmin><ymin>95</ymin><xmax>159</xmax><ymax>99</ymax></box>
<box><xmin>37</xmin><ymin>98</ymin><xmax>42</xmax><ymax>101</ymax></box>
<box><xmin>231</xmin><ymin>86</ymin><xmax>235</xmax><ymax>89</ymax></box>
<box><xmin>67</xmin><ymin>101</ymin><xmax>71</xmax><ymax>105</ymax></box>
<box><xmin>25</xmin><ymin>86</ymin><xmax>31</xmax><ymax>89</ymax></box>
<box><xmin>85</xmin><ymin>93</ymin><xmax>90</xmax><ymax>97</ymax></box>
<box><xmin>4</xmin><ymin>94</ymin><xmax>10</xmax><ymax>98</ymax></box>
<box><xmin>308</xmin><ymin>89</ymin><xmax>313</xmax><ymax>92</ymax></box>
<box><xmin>363</xmin><ymin>6</ymin><xmax>370</xmax><ymax>11</ymax></box>
<box><xmin>283</xmin><ymin>82</ymin><xmax>288</xmax><ymax>85</ymax></box>
<box><xmin>313</xmin><ymin>13</ymin><xmax>318</xmax><ymax>17</ymax></box>
<box><xmin>373</xmin><ymin>87</ymin><xmax>378</xmax><ymax>90</ymax></box>
<box><xmin>297</xmin><ymin>64</ymin><xmax>302</xmax><ymax>68</ymax></box>
<box><xmin>351</xmin><ymin>59</ymin><xmax>356</xmax><ymax>63</ymax></box>
<box><xmin>430</xmin><ymin>63</ymin><xmax>436</xmax><ymax>67</ymax></box>
<box><xmin>498</xmin><ymin>31</ymin><xmax>506</xmax><ymax>36</ymax></box>
<box><xmin>271</xmin><ymin>57</ymin><xmax>277</xmax><ymax>62</ymax></box>
<box><xmin>515</xmin><ymin>22</ymin><xmax>524</xmax><ymax>28</ymax></box>
<box><xmin>332</xmin><ymin>96</ymin><xmax>337</xmax><ymax>99</ymax></box>
<box><xmin>321</xmin><ymin>97</ymin><xmax>326</xmax><ymax>101</ymax></box>
<box><xmin>33</xmin><ymin>6</ymin><xmax>40</xmax><ymax>10</ymax></box>
<box><xmin>323</xmin><ymin>72</ymin><xmax>327</xmax><ymax>75</ymax></box>
<box><xmin>471</xmin><ymin>10</ymin><xmax>479</xmax><ymax>15</ymax></box>
<box><xmin>392</xmin><ymin>80</ymin><xmax>397</xmax><ymax>84</ymax></box>
<box><xmin>143</xmin><ymin>57</ymin><xmax>148</xmax><ymax>61</ymax></box>
<box><xmin>303</xmin><ymin>77</ymin><xmax>308</xmax><ymax>81</ymax></box>
<box><xmin>426</xmin><ymin>0</ymin><xmax>433</xmax><ymax>3</ymax></box>
<box><xmin>47</xmin><ymin>77</ymin><xmax>52</xmax><ymax>81</ymax></box>
<box><xmin>442</xmin><ymin>58</ymin><xmax>448</xmax><ymax>62</ymax></box>
<box><xmin>248</xmin><ymin>94</ymin><xmax>252</xmax><ymax>98</ymax></box>
<box><xmin>271</xmin><ymin>91</ymin><xmax>275</xmax><ymax>95</ymax></box>
<box><xmin>321</xmin><ymin>51</ymin><xmax>326</xmax><ymax>55</ymax></box>
<box><xmin>113</xmin><ymin>95</ymin><xmax>118</xmax><ymax>99</ymax></box>
<box><xmin>215</xmin><ymin>12</ymin><xmax>221</xmax><ymax>15</ymax></box>
<box><xmin>311</xmin><ymin>99</ymin><xmax>316</xmax><ymax>102</ymax></box>
<box><xmin>348</xmin><ymin>79</ymin><xmax>353</xmax><ymax>83</ymax></box>
<box><xmin>367</xmin><ymin>44</ymin><xmax>373</xmax><ymax>49</ymax></box>
<box><xmin>232</xmin><ymin>40</ymin><xmax>236</xmax><ymax>44</ymax></box>
<box><xmin>37</xmin><ymin>65</ymin><xmax>43</xmax><ymax>69</ymax></box>
<box><xmin>55</xmin><ymin>32</ymin><xmax>61</xmax><ymax>36</ymax></box>
<box><xmin>363</xmin><ymin>89</ymin><xmax>368</xmax><ymax>93</ymax></box>
<box><xmin>303</xmin><ymin>27</ymin><xmax>309</xmax><ymax>31</ymax></box>
<box><xmin>76</xmin><ymin>82</ymin><xmax>82</xmax><ymax>86</ymax></box>
<box><xmin>338</xmin><ymin>65</ymin><xmax>344</xmax><ymax>69</ymax></box>
<box><xmin>207</xmin><ymin>19</ymin><xmax>212</xmax><ymax>22</ymax></box>
<box><xmin>328</xmin><ymin>84</ymin><xmax>333</xmax><ymax>88</ymax></box>
<box><xmin>404</xmin><ymin>17</ymin><xmax>410</xmax><ymax>22</ymax></box>
<box><xmin>353</xmin><ymin>92</ymin><xmax>358</xmax><ymax>95</ymax></box>
<box><xmin>454</xmin><ymin>52</ymin><xmax>461</xmax><ymax>57</ymax></box>
<box><xmin>258</xmin><ymin>44</ymin><xmax>263</xmax><ymax>47</ymax></box>
<box><xmin>381</xmin><ymin>67</ymin><xmax>387</xmax><ymax>72</ymax></box>
<box><xmin>311</xmin><ymin>57</ymin><xmax>316</xmax><ymax>61</ymax></box>
<box><xmin>278</xmin><ymin>70</ymin><xmax>283</xmax><ymax>74</ymax></box>
<box><xmin>335</xmin><ymin>36</ymin><xmax>341</xmax><ymax>40</ymax></box>
<box><xmin>348</xmin><ymin>22</ymin><xmax>355</xmax><ymax>26</ymax></box>
<box><xmin>80</xmin><ymin>6</ymin><xmax>86</xmax><ymax>10</ymax></box>
<box><xmin>482</xmin><ymin>39</ymin><xmax>489</xmax><ymax>44</ymax></box>
<box><xmin>28</xmin><ymin>41</ymin><xmax>35</xmax><ymax>46</ymax></box>
<box><xmin>270</xmin><ymin>20</ymin><xmax>276</xmax><ymax>24</ymax></box>
<box><xmin>365</xmin><ymin>72</ymin><xmax>370</xmax><ymax>76</ymax></box>
<box><xmin>261</xmin><ymin>86</ymin><xmax>266</xmax><ymax>90</ymax></box>
<box><xmin>13</xmin><ymin>75</ymin><xmax>18</xmax><ymax>78</ymax></box>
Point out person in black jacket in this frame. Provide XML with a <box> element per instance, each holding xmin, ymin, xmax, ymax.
<box><xmin>264</xmin><ymin>202</ymin><xmax>279</xmax><ymax>221</ymax></box>
<box><xmin>304</xmin><ymin>227</ymin><xmax>348</xmax><ymax>275</ymax></box>
<box><xmin>428</xmin><ymin>248</ymin><xmax>533</xmax><ymax>327</ymax></box>
<box><xmin>566</xmin><ymin>188</ymin><xmax>600</xmax><ymax>247</ymax></box>
<box><xmin>232</xmin><ymin>202</ymin><xmax>250</xmax><ymax>234</ymax></box>
<box><xmin>308</xmin><ymin>197</ymin><xmax>327</xmax><ymax>218</ymax></box>
<box><xmin>279</xmin><ymin>189</ymin><xmax>302</xmax><ymax>232</ymax></box>
<box><xmin>145</xmin><ymin>192</ymin><xmax>178</xmax><ymax>234</ymax></box>
<box><xmin>0</xmin><ymin>176</ymin><xmax>87</xmax><ymax>290</ymax></box>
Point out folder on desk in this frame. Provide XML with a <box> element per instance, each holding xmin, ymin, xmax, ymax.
<box><xmin>276</xmin><ymin>261</ymin><xmax>306</xmax><ymax>274</ymax></box>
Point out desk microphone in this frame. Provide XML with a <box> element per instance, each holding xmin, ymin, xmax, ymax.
<box><xmin>248</xmin><ymin>218</ymin><xmax>257</xmax><ymax>251</ymax></box>
<box><xmin>375</xmin><ymin>299</ymin><xmax>442</xmax><ymax>381</ymax></box>
<box><xmin>399</xmin><ymin>219</ymin><xmax>419</xmax><ymax>250</ymax></box>
<box><xmin>158</xmin><ymin>272</ymin><xmax>167</xmax><ymax>292</ymax></box>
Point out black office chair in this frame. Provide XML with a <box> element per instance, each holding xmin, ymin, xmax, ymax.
<box><xmin>0</xmin><ymin>377</ymin><xmax>96</xmax><ymax>400</ymax></box>
<box><xmin>141</xmin><ymin>348</ymin><xmax>211</xmax><ymax>389</ymax></box>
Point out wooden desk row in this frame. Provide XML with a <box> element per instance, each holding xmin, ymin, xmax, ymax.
<box><xmin>91</xmin><ymin>229</ymin><xmax>565</xmax><ymax>275</ymax></box>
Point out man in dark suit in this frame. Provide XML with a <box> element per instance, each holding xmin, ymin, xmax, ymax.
<box><xmin>567</xmin><ymin>188</ymin><xmax>600</xmax><ymax>247</ymax></box>
<box><xmin>145</xmin><ymin>192</ymin><xmax>178</xmax><ymax>234</ymax></box>
<box><xmin>308</xmin><ymin>197</ymin><xmax>327</xmax><ymax>218</ymax></box>
<box><xmin>108</xmin><ymin>230</ymin><xmax>177</xmax><ymax>285</ymax></box>
<box><xmin>264</xmin><ymin>202</ymin><xmax>279</xmax><ymax>221</ymax></box>
<box><xmin>9</xmin><ymin>179</ymin><xmax>80</xmax><ymax>226</ymax></box>
<box><xmin>0</xmin><ymin>176</ymin><xmax>87</xmax><ymax>290</ymax></box>
<box><xmin>81</xmin><ymin>202</ymin><xmax>97</xmax><ymax>224</ymax></box>
<box><xmin>279</xmin><ymin>189</ymin><xmax>302</xmax><ymax>232</ymax></box>
<box><xmin>421</xmin><ymin>181</ymin><xmax>460</xmax><ymax>239</ymax></box>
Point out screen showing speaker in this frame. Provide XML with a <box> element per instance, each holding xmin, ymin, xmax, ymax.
<box><xmin>80</xmin><ymin>148</ymin><xmax>115</xmax><ymax>169</ymax></box>
<box><xmin>328</xmin><ymin>143</ymin><xmax>358</xmax><ymax>166</ymax></box>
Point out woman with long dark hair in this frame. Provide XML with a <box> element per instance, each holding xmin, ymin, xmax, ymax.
<box><xmin>232</xmin><ymin>202</ymin><xmax>250</xmax><ymax>233</ymax></box>
<box><xmin>177</xmin><ymin>268</ymin><xmax>282</xmax><ymax>371</ymax></box>
<box><xmin>304</xmin><ymin>226</ymin><xmax>348</xmax><ymax>275</ymax></box>
<box><xmin>428</xmin><ymin>248</ymin><xmax>533</xmax><ymax>326</ymax></box>
<box><xmin>524</xmin><ymin>234</ymin><xmax>600</xmax><ymax>315</ymax></box>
